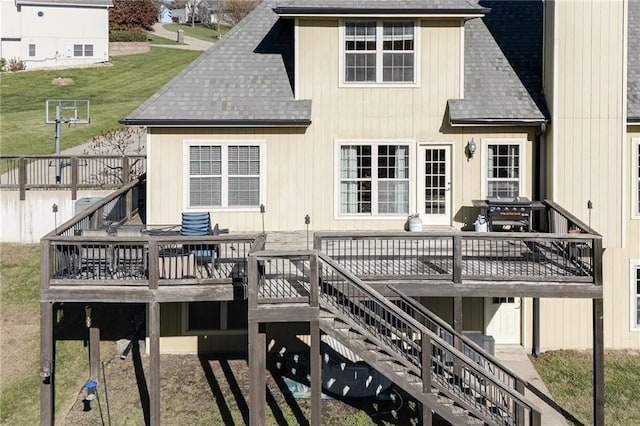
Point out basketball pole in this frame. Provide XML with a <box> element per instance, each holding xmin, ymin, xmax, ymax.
<box><xmin>55</xmin><ymin>106</ymin><xmax>62</xmax><ymax>184</ymax></box>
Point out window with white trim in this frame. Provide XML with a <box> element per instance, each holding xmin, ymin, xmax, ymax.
<box><xmin>73</xmin><ymin>44</ymin><xmax>94</xmax><ymax>57</ymax></box>
<box><xmin>187</xmin><ymin>143</ymin><xmax>262</xmax><ymax>208</ymax></box>
<box><xmin>185</xmin><ymin>301</ymin><xmax>248</xmax><ymax>333</ymax></box>
<box><xmin>485</xmin><ymin>142</ymin><xmax>523</xmax><ymax>198</ymax></box>
<box><xmin>632</xmin><ymin>261</ymin><xmax>640</xmax><ymax>330</ymax></box>
<box><xmin>339</xmin><ymin>142</ymin><xmax>410</xmax><ymax>215</ymax></box>
<box><xmin>344</xmin><ymin>21</ymin><xmax>415</xmax><ymax>83</ymax></box>
<box><xmin>634</xmin><ymin>139</ymin><xmax>640</xmax><ymax>217</ymax></box>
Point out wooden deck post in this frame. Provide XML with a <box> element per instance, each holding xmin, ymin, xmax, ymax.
<box><xmin>421</xmin><ymin>331</ymin><xmax>433</xmax><ymax>426</ymax></box>
<box><xmin>249</xmin><ymin>321</ymin><xmax>266</xmax><ymax>425</ymax></box>
<box><xmin>40</xmin><ymin>301</ymin><xmax>54</xmax><ymax>426</ymax></box>
<box><xmin>452</xmin><ymin>297</ymin><xmax>463</xmax><ymax>385</ymax></box>
<box><xmin>19</xmin><ymin>157</ymin><xmax>26</xmax><ymax>200</ymax></box>
<box><xmin>89</xmin><ymin>328</ymin><xmax>100</xmax><ymax>381</ymax></box>
<box><xmin>70</xmin><ymin>157</ymin><xmax>78</xmax><ymax>201</ymax></box>
<box><xmin>452</xmin><ymin>235</ymin><xmax>462</xmax><ymax>283</ymax></box>
<box><xmin>149</xmin><ymin>302</ymin><xmax>161</xmax><ymax>426</ymax></box>
<box><xmin>593</xmin><ymin>298</ymin><xmax>604</xmax><ymax>426</ymax></box>
<box><xmin>310</xmin><ymin>320</ymin><xmax>321</xmax><ymax>426</ymax></box>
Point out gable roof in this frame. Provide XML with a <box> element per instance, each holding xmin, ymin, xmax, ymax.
<box><xmin>629</xmin><ymin>0</ymin><xmax>640</xmax><ymax>123</ymax></box>
<box><xmin>274</xmin><ymin>0</ymin><xmax>488</xmax><ymax>16</ymax></box>
<box><xmin>16</xmin><ymin>0</ymin><xmax>112</xmax><ymax>6</ymax></box>
<box><xmin>448</xmin><ymin>0</ymin><xmax>547</xmax><ymax>126</ymax></box>
<box><xmin>121</xmin><ymin>0</ymin><xmax>311</xmax><ymax>127</ymax></box>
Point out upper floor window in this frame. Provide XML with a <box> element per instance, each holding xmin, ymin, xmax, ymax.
<box><xmin>338</xmin><ymin>142</ymin><xmax>410</xmax><ymax>215</ymax></box>
<box><xmin>484</xmin><ymin>141</ymin><xmax>525</xmax><ymax>199</ymax></box>
<box><xmin>186</xmin><ymin>142</ymin><xmax>263</xmax><ymax>209</ymax></box>
<box><xmin>343</xmin><ymin>21</ymin><xmax>415</xmax><ymax>84</ymax></box>
<box><xmin>634</xmin><ymin>139</ymin><xmax>640</xmax><ymax>218</ymax></box>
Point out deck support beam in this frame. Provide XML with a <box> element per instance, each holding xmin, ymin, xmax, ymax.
<box><xmin>593</xmin><ymin>298</ymin><xmax>604</xmax><ymax>426</ymax></box>
<box><xmin>310</xmin><ymin>320</ymin><xmax>321</xmax><ymax>426</ymax></box>
<box><xmin>149</xmin><ymin>301</ymin><xmax>161</xmax><ymax>426</ymax></box>
<box><xmin>249</xmin><ymin>321</ymin><xmax>266</xmax><ymax>425</ymax></box>
<box><xmin>532</xmin><ymin>297</ymin><xmax>540</xmax><ymax>357</ymax></box>
<box><xmin>40</xmin><ymin>301</ymin><xmax>54</xmax><ymax>426</ymax></box>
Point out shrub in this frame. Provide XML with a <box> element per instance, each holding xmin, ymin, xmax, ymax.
<box><xmin>109</xmin><ymin>30</ymin><xmax>148</xmax><ymax>42</ymax></box>
<box><xmin>7</xmin><ymin>57</ymin><xmax>26</xmax><ymax>72</ymax></box>
<box><xmin>172</xmin><ymin>16</ymin><xmax>179</xmax><ymax>23</ymax></box>
<box><xmin>0</xmin><ymin>57</ymin><xmax>6</xmax><ymax>71</ymax></box>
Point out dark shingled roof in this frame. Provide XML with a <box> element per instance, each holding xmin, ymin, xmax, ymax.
<box><xmin>448</xmin><ymin>0</ymin><xmax>547</xmax><ymax>125</ymax></box>
<box><xmin>629</xmin><ymin>0</ymin><xmax>640</xmax><ymax>122</ymax></box>
<box><xmin>16</xmin><ymin>0</ymin><xmax>112</xmax><ymax>6</ymax></box>
<box><xmin>121</xmin><ymin>0</ymin><xmax>311</xmax><ymax>127</ymax></box>
<box><xmin>274</xmin><ymin>0</ymin><xmax>488</xmax><ymax>15</ymax></box>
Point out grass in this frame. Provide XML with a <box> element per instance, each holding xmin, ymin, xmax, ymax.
<box><xmin>532</xmin><ymin>349</ymin><xmax>640</xmax><ymax>425</ymax></box>
<box><xmin>162</xmin><ymin>23</ymin><xmax>229</xmax><ymax>42</ymax></box>
<box><xmin>0</xmin><ymin>244</ymin><xmax>89</xmax><ymax>425</ymax></box>
<box><xmin>0</xmin><ymin>47</ymin><xmax>201</xmax><ymax>156</ymax></box>
<box><xmin>145</xmin><ymin>33</ymin><xmax>181</xmax><ymax>45</ymax></box>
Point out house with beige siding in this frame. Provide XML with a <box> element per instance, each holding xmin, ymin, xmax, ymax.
<box><xmin>39</xmin><ymin>0</ymin><xmax>639</xmax><ymax>424</ymax></box>
<box><xmin>0</xmin><ymin>0</ymin><xmax>111</xmax><ymax>70</ymax></box>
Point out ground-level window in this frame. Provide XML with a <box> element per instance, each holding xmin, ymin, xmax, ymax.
<box><xmin>28</xmin><ymin>43</ymin><xmax>36</xmax><ymax>57</ymax></box>
<box><xmin>185</xmin><ymin>301</ymin><xmax>248</xmax><ymax>333</ymax></box>
<box><xmin>484</xmin><ymin>141</ymin><xmax>525</xmax><ymax>198</ymax></box>
<box><xmin>186</xmin><ymin>142</ymin><xmax>263</xmax><ymax>208</ymax></box>
<box><xmin>634</xmin><ymin>139</ymin><xmax>639</xmax><ymax>217</ymax></box>
<box><xmin>338</xmin><ymin>142</ymin><xmax>410</xmax><ymax>215</ymax></box>
<box><xmin>632</xmin><ymin>261</ymin><xmax>640</xmax><ymax>330</ymax></box>
<box><xmin>73</xmin><ymin>44</ymin><xmax>94</xmax><ymax>57</ymax></box>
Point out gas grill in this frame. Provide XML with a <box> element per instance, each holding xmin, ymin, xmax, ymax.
<box><xmin>486</xmin><ymin>197</ymin><xmax>533</xmax><ymax>231</ymax></box>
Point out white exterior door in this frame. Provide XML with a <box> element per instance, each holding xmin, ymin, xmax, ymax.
<box><xmin>484</xmin><ymin>297</ymin><xmax>521</xmax><ymax>344</ymax></box>
<box><xmin>418</xmin><ymin>145</ymin><xmax>451</xmax><ymax>225</ymax></box>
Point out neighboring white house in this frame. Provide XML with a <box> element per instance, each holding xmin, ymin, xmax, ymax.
<box><xmin>0</xmin><ymin>0</ymin><xmax>112</xmax><ymax>70</ymax></box>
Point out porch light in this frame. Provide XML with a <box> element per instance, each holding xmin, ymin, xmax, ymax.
<box><xmin>85</xmin><ymin>305</ymin><xmax>92</xmax><ymax>328</ymax></box>
<box><xmin>260</xmin><ymin>204</ymin><xmax>266</xmax><ymax>235</ymax></box>
<box><xmin>467</xmin><ymin>138</ymin><xmax>477</xmax><ymax>159</ymax></box>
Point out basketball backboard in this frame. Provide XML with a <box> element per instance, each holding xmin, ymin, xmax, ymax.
<box><xmin>45</xmin><ymin>99</ymin><xmax>90</xmax><ymax>124</ymax></box>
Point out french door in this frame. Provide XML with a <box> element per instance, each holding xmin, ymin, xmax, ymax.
<box><xmin>418</xmin><ymin>145</ymin><xmax>451</xmax><ymax>225</ymax></box>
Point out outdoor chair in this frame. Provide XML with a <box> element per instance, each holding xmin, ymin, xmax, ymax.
<box><xmin>180</xmin><ymin>212</ymin><xmax>227</xmax><ymax>275</ymax></box>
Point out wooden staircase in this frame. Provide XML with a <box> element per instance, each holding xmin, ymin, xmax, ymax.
<box><xmin>316</xmin><ymin>254</ymin><xmax>542</xmax><ymax>426</ymax></box>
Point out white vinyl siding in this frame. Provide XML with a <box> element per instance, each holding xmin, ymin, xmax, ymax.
<box><xmin>484</xmin><ymin>141</ymin><xmax>524</xmax><ymax>198</ymax></box>
<box><xmin>338</xmin><ymin>142</ymin><xmax>410</xmax><ymax>216</ymax></box>
<box><xmin>186</xmin><ymin>142</ymin><xmax>263</xmax><ymax>209</ymax></box>
<box><xmin>343</xmin><ymin>20</ymin><xmax>415</xmax><ymax>84</ymax></box>
<box><xmin>634</xmin><ymin>139</ymin><xmax>640</xmax><ymax>218</ymax></box>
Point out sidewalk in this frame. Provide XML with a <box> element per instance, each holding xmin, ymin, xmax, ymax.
<box><xmin>148</xmin><ymin>23</ymin><xmax>214</xmax><ymax>51</ymax></box>
<box><xmin>494</xmin><ymin>345</ymin><xmax>568</xmax><ymax>425</ymax></box>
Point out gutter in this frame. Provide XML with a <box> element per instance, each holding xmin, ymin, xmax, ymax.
<box><xmin>118</xmin><ymin>118</ymin><xmax>312</xmax><ymax>128</ymax></box>
<box><xmin>449</xmin><ymin>118</ymin><xmax>547</xmax><ymax>127</ymax></box>
<box><xmin>273</xmin><ymin>7</ymin><xmax>490</xmax><ymax>17</ymax></box>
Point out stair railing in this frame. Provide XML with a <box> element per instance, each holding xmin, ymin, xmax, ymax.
<box><xmin>317</xmin><ymin>253</ymin><xmax>542</xmax><ymax>426</ymax></box>
<box><xmin>391</xmin><ymin>287</ymin><xmax>586</xmax><ymax>426</ymax></box>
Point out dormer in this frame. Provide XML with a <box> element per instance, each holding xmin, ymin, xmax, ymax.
<box><xmin>274</xmin><ymin>0</ymin><xmax>489</xmax><ymax>98</ymax></box>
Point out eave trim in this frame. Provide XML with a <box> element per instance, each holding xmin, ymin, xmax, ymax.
<box><xmin>119</xmin><ymin>118</ymin><xmax>312</xmax><ymax>128</ymax></box>
<box><xmin>273</xmin><ymin>6</ymin><xmax>490</xmax><ymax>17</ymax></box>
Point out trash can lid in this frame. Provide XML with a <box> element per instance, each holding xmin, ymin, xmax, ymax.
<box><xmin>85</xmin><ymin>380</ymin><xmax>98</xmax><ymax>388</ymax></box>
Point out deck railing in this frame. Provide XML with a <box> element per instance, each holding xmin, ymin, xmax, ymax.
<box><xmin>314</xmin><ymin>202</ymin><xmax>602</xmax><ymax>285</ymax></box>
<box><xmin>0</xmin><ymin>155</ymin><xmax>146</xmax><ymax>200</ymax></box>
<box><xmin>41</xmin><ymin>175</ymin><xmax>264</xmax><ymax>289</ymax></box>
<box><xmin>248</xmin><ymin>250</ymin><xmax>543</xmax><ymax>425</ymax></box>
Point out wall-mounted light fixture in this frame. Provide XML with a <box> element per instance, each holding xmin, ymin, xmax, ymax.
<box><xmin>466</xmin><ymin>138</ymin><xmax>477</xmax><ymax>160</ymax></box>
<box><xmin>259</xmin><ymin>204</ymin><xmax>266</xmax><ymax>235</ymax></box>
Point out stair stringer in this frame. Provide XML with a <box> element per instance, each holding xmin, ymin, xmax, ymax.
<box><xmin>319</xmin><ymin>305</ymin><xmax>498</xmax><ymax>426</ymax></box>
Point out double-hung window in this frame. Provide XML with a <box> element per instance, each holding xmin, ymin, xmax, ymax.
<box><xmin>344</xmin><ymin>21</ymin><xmax>415</xmax><ymax>84</ymax></box>
<box><xmin>185</xmin><ymin>301</ymin><xmax>248</xmax><ymax>334</ymax></box>
<box><xmin>632</xmin><ymin>261</ymin><xmax>640</xmax><ymax>330</ymax></box>
<box><xmin>187</xmin><ymin>142</ymin><xmax>263</xmax><ymax>208</ymax></box>
<box><xmin>485</xmin><ymin>141</ymin><xmax>524</xmax><ymax>198</ymax></box>
<box><xmin>339</xmin><ymin>142</ymin><xmax>410</xmax><ymax>215</ymax></box>
<box><xmin>73</xmin><ymin>44</ymin><xmax>94</xmax><ymax>57</ymax></box>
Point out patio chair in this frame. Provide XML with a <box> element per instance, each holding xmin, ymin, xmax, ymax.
<box><xmin>181</xmin><ymin>212</ymin><xmax>224</xmax><ymax>275</ymax></box>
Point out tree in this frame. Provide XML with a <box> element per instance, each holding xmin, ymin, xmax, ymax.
<box><xmin>218</xmin><ymin>0</ymin><xmax>261</xmax><ymax>27</ymax></box>
<box><xmin>109</xmin><ymin>0</ymin><xmax>158</xmax><ymax>31</ymax></box>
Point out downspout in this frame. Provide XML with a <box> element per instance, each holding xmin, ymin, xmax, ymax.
<box><xmin>532</xmin><ymin>121</ymin><xmax>547</xmax><ymax>357</ymax></box>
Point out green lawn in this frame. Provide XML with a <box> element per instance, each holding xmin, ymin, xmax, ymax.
<box><xmin>146</xmin><ymin>33</ymin><xmax>181</xmax><ymax>45</ymax></box>
<box><xmin>532</xmin><ymin>350</ymin><xmax>640</xmax><ymax>425</ymax></box>
<box><xmin>162</xmin><ymin>23</ymin><xmax>229</xmax><ymax>42</ymax></box>
<box><xmin>0</xmin><ymin>47</ymin><xmax>201</xmax><ymax>156</ymax></box>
